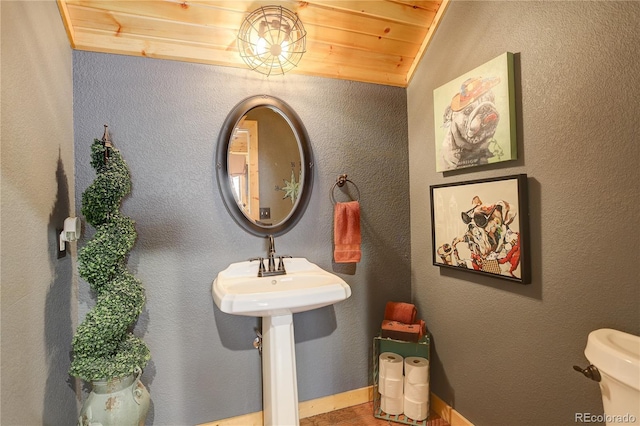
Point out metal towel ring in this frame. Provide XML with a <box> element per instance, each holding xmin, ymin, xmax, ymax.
<box><xmin>330</xmin><ymin>174</ymin><xmax>360</xmax><ymax>205</ymax></box>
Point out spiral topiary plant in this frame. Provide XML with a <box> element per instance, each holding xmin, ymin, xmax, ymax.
<box><xmin>70</xmin><ymin>137</ymin><xmax>150</xmax><ymax>382</ymax></box>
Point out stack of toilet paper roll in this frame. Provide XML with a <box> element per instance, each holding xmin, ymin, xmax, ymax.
<box><xmin>378</xmin><ymin>352</ymin><xmax>404</xmax><ymax>415</ymax></box>
<box><xmin>404</xmin><ymin>356</ymin><xmax>430</xmax><ymax>421</ymax></box>
<box><xmin>378</xmin><ymin>353</ymin><xmax>430</xmax><ymax>420</ymax></box>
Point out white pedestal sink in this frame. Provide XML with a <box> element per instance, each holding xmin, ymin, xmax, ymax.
<box><xmin>212</xmin><ymin>258</ymin><xmax>351</xmax><ymax>426</ymax></box>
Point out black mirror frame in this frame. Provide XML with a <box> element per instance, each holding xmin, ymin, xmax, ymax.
<box><xmin>216</xmin><ymin>95</ymin><xmax>314</xmax><ymax>237</ymax></box>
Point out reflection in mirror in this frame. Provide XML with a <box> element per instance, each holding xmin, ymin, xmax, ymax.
<box><xmin>228</xmin><ymin>119</ymin><xmax>258</xmax><ymax>220</ymax></box>
<box><xmin>216</xmin><ymin>95</ymin><xmax>313</xmax><ymax>237</ymax></box>
<box><xmin>230</xmin><ymin>107</ymin><xmax>301</xmax><ymax>226</ymax></box>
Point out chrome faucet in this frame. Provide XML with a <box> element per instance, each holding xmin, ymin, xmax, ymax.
<box><xmin>250</xmin><ymin>235</ymin><xmax>289</xmax><ymax>277</ymax></box>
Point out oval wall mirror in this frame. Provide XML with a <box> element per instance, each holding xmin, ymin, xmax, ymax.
<box><xmin>216</xmin><ymin>95</ymin><xmax>314</xmax><ymax>237</ymax></box>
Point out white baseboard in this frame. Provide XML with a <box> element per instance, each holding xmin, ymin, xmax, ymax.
<box><xmin>199</xmin><ymin>386</ymin><xmax>473</xmax><ymax>426</ymax></box>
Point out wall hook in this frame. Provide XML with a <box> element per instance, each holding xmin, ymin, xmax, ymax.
<box><xmin>102</xmin><ymin>124</ymin><xmax>112</xmax><ymax>163</ymax></box>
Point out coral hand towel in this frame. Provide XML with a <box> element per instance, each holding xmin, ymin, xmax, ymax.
<box><xmin>334</xmin><ymin>201</ymin><xmax>361</xmax><ymax>263</ymax></box>
<box><xmin>384</xmin><ymin>301</ymin><xmax>417</xmax><ymax>324</ymax></box>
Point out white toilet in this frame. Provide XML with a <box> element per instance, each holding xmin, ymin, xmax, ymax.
<box><xmin>582</xmin><ymin>328</ymin><xmax>640</xmax><ymax>425</ymax></box>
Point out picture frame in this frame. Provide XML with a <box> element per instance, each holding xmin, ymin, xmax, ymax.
<box><xmin>430</xmin><ymin>174</ymin><xmax>530</xmax><ymax>284</ymax></box>
<box><xmin>433</xmin><ymin>52</ymin><xmax>517</xmax><ymax>172</ymax></box>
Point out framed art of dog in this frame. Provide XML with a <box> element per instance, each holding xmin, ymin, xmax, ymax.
<box><xmin>430</xmin><ymin>174</ymin><xmax>531</xmax><ymax>284</ymax></box>
<box><xmin>433</xmin><ymin>52</ymin><xmax>517</xmax><ymax>172</ymax></box>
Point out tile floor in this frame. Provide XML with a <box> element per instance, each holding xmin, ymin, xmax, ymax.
<box><xmin>300</xmin><ymin>402</ymin><xmax>450</xmax><ymax>426</ymax></box>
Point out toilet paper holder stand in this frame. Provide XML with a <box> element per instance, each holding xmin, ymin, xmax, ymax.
<box><xmin>373</xmin><ymin>334</ymin><xmax>430</xmax><ymax>425</ymax></box>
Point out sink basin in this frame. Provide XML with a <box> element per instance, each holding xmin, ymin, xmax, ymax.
<box><xmin>212</xmin><ymin>257</ymin><xmax>351</xmax><ymax>317</ymax></box>
<box><xmin>212</xmin><ymin>257</ymin><xmax>351</xmax><ymax>425</ymax></box>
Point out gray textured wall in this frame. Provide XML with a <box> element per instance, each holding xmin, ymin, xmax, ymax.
<box><xmin>1</xmin><ymin>1</ymin><xmax>78</xmax><ymax>425</ymax></box>
<box><xmin>408</xmin><ymin>2</ymin><xmax>640</xmax><ymax>425</ymax></box>
<box><xmin>73</xmin><ymin>52</ymin><xmax>410</xmax><ymax>424</ymax></box>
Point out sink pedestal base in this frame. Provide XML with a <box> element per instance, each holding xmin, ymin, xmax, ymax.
<box><xmin>262</xmin><ymin>314</ymin><xmax>299</xmax><ymax>426</ymax></box>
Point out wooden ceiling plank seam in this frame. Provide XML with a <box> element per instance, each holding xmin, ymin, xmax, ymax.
<box><xmin>309</xmin><ymin>29</ymin><xmax>421</xmax><ymax>58</ymax></box>
<box><xmin>67</xmin><ymin>4</ymin><xmax>238</xmax><ymax>47</ymax></box>
<box><xmin>73</xmin><ymin>25</ymin><xmax>234</xmax><ymax>51</ymax></box>
<box><xmin>304</xmin><ymin>40</ymin><xmax>413</xmax><ymax>73</ymax></box>
<box><xmin>66</xmin><ymin>1</ymin><xmax>246</xmax><ymax>31</ymax></box>
<box><xmin>66</xmin><ymin>0</ymin><xmax>185</xmax><ymax>21</ymax></box>
<box><xmin>296</xmin><ymin>58</ymin><xmax>407</xmax><ymax>86</ymax></box>
<box><xmin>300</xmin><ymin>57</ymin><xmax>405</xmax><ymax>77</ymax></box>
<box><xmin>71</xmin><ymin>24</ymin><xmax>234</xmax><ymax>51</ymax></box>
<box><xmin>295</xmin><ymin>3</ymin><xmax>431</xmax><ymax>42</ymax></box>
<box><xmin>194</xmin><ymin>0</ymin><xmax>435</xmax><ymax>40</ymax></box>
<box><xmin>303</xmin><ymin>17</ymin><xmax>431</xmax><ymax>47</ymax></box>
<box><xmin>306</xmin><ymin>0</ymin><xmax>433</xmax><ymax>28</ymax></box>
<box><xmin>73</xmin><ymin>27</ymin><xmax>240</xmax><ymax>62</ymax></box>
<box><xmin>180</xmin><ymin>0</ymin><xmax>308</xmax><ymax>14</ymax></box>
<box><xmin>389</xmin><ymin>0</ymin><xmax>442</xmax><ymax>15</ymax></box>
<box><xmin>182</xmin><ymin>0</ymin><xmax>287</xmax><ymax>11</ymax></box>
<box><xmin>186</xmin><ymin>0</ymin><xmax>433</xmax><ymax>30</ymax></box>
<box><xmin>303</xmin><ymin>55</ymin><xmax>412</xmax><ymax>77</ymax></box>
<box><xmin>406</xmin><ymin>0</ymin><xmax>449</xmax><ymax>84</ymax></box>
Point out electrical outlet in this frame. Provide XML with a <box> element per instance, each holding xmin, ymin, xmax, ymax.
<box><xmin>259</xmin><ymin>207</ymin><xmax>271</xmax><ymax>219</ymax></box>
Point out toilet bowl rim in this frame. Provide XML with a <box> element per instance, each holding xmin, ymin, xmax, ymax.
<box><xmin>584</xmin><ymin>328</ymin><xmax>640</xmax><ymax>391</ymax></box>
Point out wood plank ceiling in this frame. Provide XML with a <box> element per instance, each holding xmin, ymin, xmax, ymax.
<box><xmin>57</xmin><ymin>0</ymin><xmax>449</xmax><ymax>87</ymax></box>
